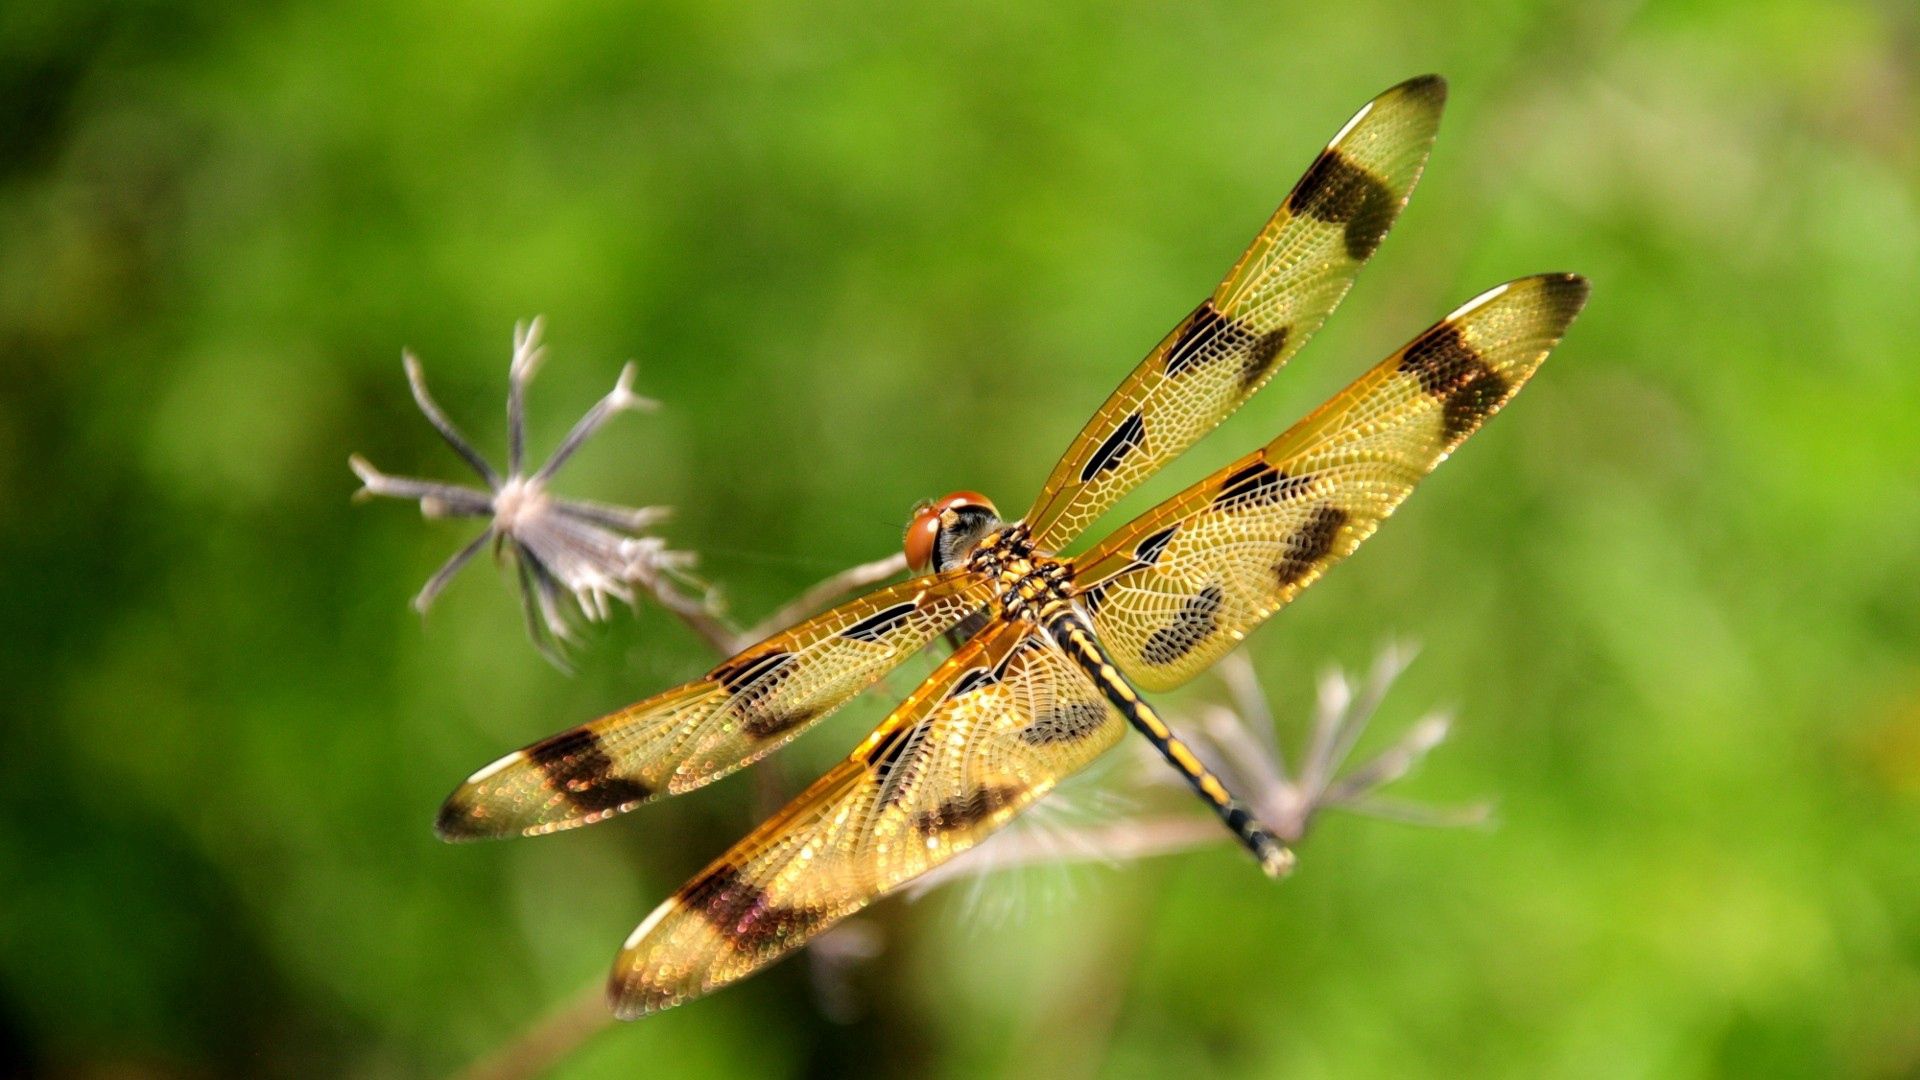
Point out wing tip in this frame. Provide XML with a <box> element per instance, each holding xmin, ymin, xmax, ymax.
<box><xmin>1390</xmin><ymin>73</ymin><xmax>1449</xmax><ymax>110</ymax></box>
<box><xmin>1446</xmin><ymin>272</ymin><xmax>1592</xmax><ymax>327</ymax></box>
<box><xmin>607</xmin><ymin>969</ymin><xmax>681</xmax><ymax>1021</ymax></box>
<box><xmin>1536</xmin><ymin>272</ymin><xmax>1592</xmax><ymax>325</ymax></box>
<box><xmin>432</xmin><ymin>748</ymin><xmax>529</xmax><ymax>841</ymax></box>
<box><xmin>1332</xmin><ymin>74</ymin><xmax>1447</xmax><ymax>147</ymax></box>
<box><xmin>607</xmin><ymin>898</ymin><xmax>692</xmax><ymax>1020</ymax></box>
<box><xmin>434</xmin><ymin>786</ymin><xmax>506</xmax><ymax>842</ymax></box>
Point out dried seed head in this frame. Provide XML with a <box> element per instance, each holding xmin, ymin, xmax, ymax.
<box><xmin>351</xmin><ymin>319</ymin><xmax>706</xmax><ymax>668</ymax></box>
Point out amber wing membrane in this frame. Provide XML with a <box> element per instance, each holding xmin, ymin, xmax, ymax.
<box><xmin>1070</xmin><ymin>273</ymin><xmax>1590</xmax><ymax>692</ymax></box>
<box><xmin>436</xmin><ymin>572</ymin><xmax>991</xmax><ymax>840</ymax></box>
<box><xmin>1022</xmin><ymin>75</ymin><xmax>1448</xmax><ymax>551</ymax></box>
<box><xmin>608</xmin><ymin>620</ymin><xmax>1123</xmax><ymax>1017</ymax></box>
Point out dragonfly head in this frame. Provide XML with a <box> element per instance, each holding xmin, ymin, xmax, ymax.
<box><xmin>904</xmin><ymin>491</ymin><xmax>1000</xmax><ymax>573</ymax></box>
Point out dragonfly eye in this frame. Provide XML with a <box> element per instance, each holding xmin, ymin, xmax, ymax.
<box><xmin>904</xmin><ymin>491</ymin><xmax>998</xmax><ymax>573</ymax></box>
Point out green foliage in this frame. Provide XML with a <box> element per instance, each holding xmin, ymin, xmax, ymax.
<box><xmin>2</xmin><ymin>1</ymin><xmax>1916</xmax><ymax>1075</ymax></box>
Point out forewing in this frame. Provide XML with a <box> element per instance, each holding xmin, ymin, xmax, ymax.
<box><xmin>1071</xmin><ymin>274</ymin><xmax>1589</xmax><ymax>691</ymax></box>
<box><xmin>608</xmin><ymin>621</ymin><xmax>1123</xmax><ymax>1018</ymax></box>
<box><xmin>1023</xmin><ymin>75</ymin><xmax>1448</xmax><ymax>550</ymax></box>
<box><xmin>436</xmin><ymin>571</ymin><xmax>991</xmax><ymax>839</ymax></box>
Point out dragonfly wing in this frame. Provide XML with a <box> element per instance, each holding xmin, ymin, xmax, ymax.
<box><xmin>608</xmin><ymin>619</ymin><xmax>1123</xmax><ymax>1017</ymax></box>
<box><xmin>437</xmin><ymin>571</ymin><xmax>992</xmax><ymax>839</ymax></box>
<box><xmin>1072</xmin><ymin>274</ymin><xmax>1589</xmax><ymax>691</ymax></box>
<box><xmin>1023</xmin><ymin>75</ymin><xmax>1448</xmax><ymax>550</ymax></box>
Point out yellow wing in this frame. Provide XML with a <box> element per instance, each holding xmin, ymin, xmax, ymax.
<box><xmin>1070</xmin><ymin>273</ymin><xmax>1589</xmax><ymax>691</ymax></box>
<box><xmin>1022</xmin><ymin>75</ymin><xmax>1448</xmax><ymax>551</ymax></box>
<box><xmin>436</xmin><ymin>571</ymin><xmax>992</xmax><ymax>840</ymax></box>
<box><xmin>607</xmin><ymin>619</ymin><xmax>1123</xmax><ymax>1018</ymax></box>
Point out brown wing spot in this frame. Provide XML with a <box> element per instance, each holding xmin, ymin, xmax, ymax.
<box><xmin>711</xmin><ymin>649</ymin><xmax>793</xmax><ymax>693</ymax></box>
<box><xmin>839</xmin><ymin>602</ymin><xmax>918</xmax><ymax>643</ymax></box>
<box><xmin>1399</xmin><ymin>323</ymin><xmax>1516</xmax><ymax>441</ymax></box>
<box><xmin>1078</xmin><ymin>581</ymin><xmax>1109</xmax><ymax>619</ymax></box>
<box><xmin>1275</xmin><ymin>506</ymin><xmax>1349</xmax><ymax>587</ymax></box>
<box><xmin>1210</xmin><ymin>459</ymin><xmax>1309</xmax><ymax>512</ymax></box>
<box><xmin>711</xmin><ymin>650</ymin><xmax>812</xmax><ymax>739</ymax></box>
<box><xmin>526</xmin><ymin>728</ymin><xmax>652</xmax><ymax>815</ymax></box>
<box><xmin>1239</xmin><ymin>325</ymin><xmax>1291</xmax><ymax>388</ymax></box>
<box><xmin>683</xmin><ymin>864</ymin><xmax>826</xmax><ymax>957</ymax></box>
<box><xmin>1442</xmin><ymin>367</ymin><xmax>1511</xmax><ymax>441</ymax></box>
<box><xmin>1539</xmin><ymin>272</ymin><xmax>1592</xmax><ymax>324</ymax></box>
<box><xmin>1162</xmin><ymin>303</ymin><xmax>1289</xmax><ymax>388</ymax></box>
<box><xmin>1019</xmin><ymin>701</ymin><xmax>1109</xmax><ymax>746</ymax></box>
<box><xmin>867</xmin><ymin>719</ymin><xmax>937</xmax><ymax>808</ymax></box>
<box><xmin>864</xmin><ymin>723</ymin><xmax>913</xmax><ymax>771</ymax></box>
<box><xmin>1141</xmin><ymin>585</ymin><xmax>1226</xmax><ymax>666</ymax></box>
<box><xmin>1398</xmin><ymin>324</ymin><xmax>1485</xmax><ymax>396</ymax></box>
<box><xmin>1287</xmin><ymin>149</ymin><xmax>1398</xmax><ymax>261</ymax></box>
<box><xmin>1079</xmin><ymin>411</ymin><xmax>1146</xmax><ymax>483</ymax></box>
<box><xmin>740</xmin><ymin>706</ymin><xmax>815</xmax><ymax>740</ymax></box>
<box><xmin>434</xmin><ymin>791</ymin><xmax>492</xmax><ymax>841</ymax></box>
<box><xmin>912</xmin><ymin>783</ymin><xmax>1019</xmax><ymax>835</ymax></box>
<box><xmin>948</xmin><ymin>666</ymin><xmax>1000</xmax><ymax>700</ymax></box>
<box><xmin>1164</xmin><ymin>301</ymin><xmax>1228</xmax><ymax>378</ymax></box>
<box><xmin>1394</xmin><ymin>73</ymin><xmax>1449</xmax><ymax>107</ymax></box>
<box><xmin>1134</xmin><ymin>524</ymin><xmax>1178</xmax><ymax>566</ymax></box>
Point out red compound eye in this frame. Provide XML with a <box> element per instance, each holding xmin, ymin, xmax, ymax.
<box><xmin>903</xmin><ymin>491</ymin><xmax>996</xmax><ymax>572</ymax></box>
<box><xmin>903</xmin><ymin>507</ymin><xmax>941</xmax><ymax>574</ymax></box>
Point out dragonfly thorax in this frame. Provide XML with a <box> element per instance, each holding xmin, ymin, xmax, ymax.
<box><xmin>961</xmin><ymin>523</ymin><xmax>1074</xmax><ymax>622</ymax></box>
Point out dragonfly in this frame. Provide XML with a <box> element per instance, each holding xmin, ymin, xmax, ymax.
<box><xmin>436</xmin><ymin>74</ymin><xmax>1588</xmax><ymax>1018</ymax></box>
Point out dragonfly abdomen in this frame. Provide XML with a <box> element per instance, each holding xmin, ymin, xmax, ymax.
<box><xmin>1043</xmin><ymin>604</ymin><xmax>1295</xmax><ymax>879</ymax></box>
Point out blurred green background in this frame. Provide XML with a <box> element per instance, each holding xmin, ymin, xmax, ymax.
<box><xmin>4</xmin><ymin>0</ymin><xmax>1918</xmax><ymax>1076</ymax></box>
